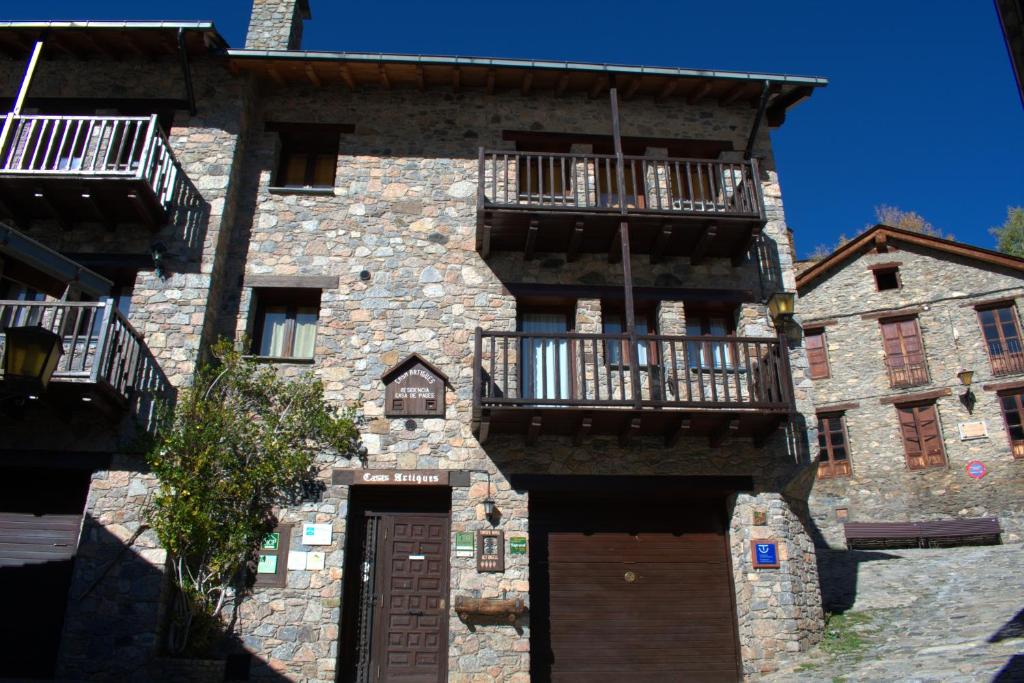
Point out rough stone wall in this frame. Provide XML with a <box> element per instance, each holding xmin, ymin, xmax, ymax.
<box><xmin>56</xmin><ymin>458</ymin><xmax>166</xmax><ymax>683</ymax></box>
<box><xmin>245</xmin><ymin>0</ymin><xmax>307</xmax><ymax>50</ymax></box>
<box><xmin>218</xmin><ymin>85</ymin><xmax>822</xmax><ymax>680</ymax></box>
<box><xmin>799</xmin><ymin>242</ymin><xmax>1024</xmax><ymax>546</ymax></box>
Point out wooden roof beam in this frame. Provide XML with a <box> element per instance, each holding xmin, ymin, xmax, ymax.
<box><xmin>555</xmin><ymin>72</ymin><xmax>570</xmax><ymax>96</ymax></box>
<box><xmin>266</xmin><ymin>66</ymin><xmax>285</xmax><ymax>87</ymax></box>
<box><xmin>765</xmin><ymin>85</ymin><xmax>814</xmax><ymax>126</ymax></box>
<box><xmin>416</xmin><ymin>65</ymin><xmax>426</xmax><ymax>91</ymax></box>
<box><xmin>305</xmin><ymin>65</ymin><xmax>322</xmax><ymax>87</ymax></box>
<box><xmin>589</xmin><ymin>76</ymin><xmax>606</xmax><ymax>99</ymax></box>
<box><xmin>452</xmin><ymin>66</ymin><xmax>461</xmax><ymax>93</ymax></box>
<box><xmin>623</xmin><ymin>77</ymin><xmax>643</xmax><ymax>100</ymax></box>
<box><xmin>656</xmin><ymin>79</ymin><xmax>679</xmax><ymax>102</ymax></box>
<box><xmin>687</xmin><ymin>80</ymin><xmax>713</xmax><ymax>105</ymax></box>
<box><xmin>719</xmin><ymin>82</ymin><xmax>748</xmax><ymax>106</ymax></box>
<box><xmin>378</xmin><ymin>64</ymin><xmax>391</xmax><ymax>89</ymax></box>
<box><xmin>338</xmin><ymin>64</ymin><xmax>356</xmax><ymax>90</ymax></box>
<box><xmin>521</xmin><ymin>71</ymin><xmax>533</xmax><ymax>96</ymax></box>
<box><xmin>485</xmin><ymin>68</ymin><xmax>495</xmax><ymax>94</ymax></box>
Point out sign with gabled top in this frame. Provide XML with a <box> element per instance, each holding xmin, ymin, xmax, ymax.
<box><xmin>381</xmin><ymin>353</ymin><xmax>450</xmax><ymax>418</ymax></box>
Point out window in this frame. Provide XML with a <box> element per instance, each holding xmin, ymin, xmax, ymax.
<box><xmin>873</xmin><ymin>267</ymin><xmax>901</xmax><ymax>291</ymax></box>
<box><xmin>896</xmin><ymin>403</ymin><xmax>946</xmax><ymax>470</ymax></box>
<box><xmin>880</xmin><ymin>318</ymin><xmax>928</xmax><ymax>388</ymax></box>
<box><xmin>805</xmin><ymin>328</ymin><xmax>831</xmax><ymax>379</ymax></box>
<box><xmin>998</xmin><ymin>391</ymin><xmax>1024</xmax><ymax>458</ymax></box>
<box><xmin>514</xmin><ymin>139</ymin><xmax>573</xmax><ymax>204</ymax></box>
<box><xmin>686</xmin><ymin>312</ymin><xmax>736</xmax><ymax>370</ymax></box>
<box><xmin>817</xmin><ymin>413</ymin><xmax>852</xmax><ymax>478</ymax></box>
<box><xmin>978</xmin><ymin>304</ymin><xmax>1024</xmax><ymax>376</ymax></box>
<box><xmin>602</xmin><ymin>309</ymin><xmax>656</xmax><ymax>366</ymax></box>
<box><xmin>273</xmin><ymin>127</ymin><xmax>340</xmax><ymax>189</ymax></box>
<box><xmin>252</xmin><ymin>289</ymin><xmax>321</xmax><ymax>359</ymax></box>
<box><xmin>518</xmin><ymin>309</ymin><xmax>573</xmax><ymax>401</ymax></box>
<box><xmin>0</xmin><ymin>278</ymin><xmax>45</xmax><ymax>328</ymax></box>
<box><xmin>253</xmin><ymin>524</ymin><xmax>291</xmax><ymax>588</ymax></box>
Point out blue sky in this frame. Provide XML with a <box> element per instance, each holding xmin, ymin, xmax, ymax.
<box><xmin>7</xmin><ymin>1</ymin><xmax>1023</xmax><ymax>257</ymax></box>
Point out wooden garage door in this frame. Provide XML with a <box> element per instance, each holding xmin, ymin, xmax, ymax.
<box><xmin>532</xmin><ymin>497</ymin><xmax>740</xmax><ymax>683</ymax></box>
<box><xmin>0</xmin><ymin>467</ymin><xmax>91</xmax><ymax>679</ymax></box>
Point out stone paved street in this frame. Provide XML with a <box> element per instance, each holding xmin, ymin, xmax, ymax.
<box><xmin>763</xmin><ymin>544</ymin><xmax>1024</xmax><ymax>682</ymax></box>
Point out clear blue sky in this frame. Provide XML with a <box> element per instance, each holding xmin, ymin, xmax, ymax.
<box><xmin>7</xmin><ymin>1</ymin><xmax>1023</xmax><ymax>257</ymax></box>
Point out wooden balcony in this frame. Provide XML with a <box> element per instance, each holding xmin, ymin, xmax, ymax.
<box><xmin>472</xmin><ymin>329</ymin><xmax>792</xmax><ymax>446</ymax></box>
<box><xmin>885</xmin><ymin>358</ymin><xmax>930</xmax><ymax>389</ymax></box>
<box><xmin>0</xmin><ymin>299</ymin><xmax>172</xmax><ymax>431</ymax></box>
<box><xmin>0</xmin><ymin>114</ymin><xmax>202</xmax><ymax>230</ymax></box>
<box><xmin>476</xmin><ymin>149</ymin><xmax>766</xmax><ymax>263</ymax></box>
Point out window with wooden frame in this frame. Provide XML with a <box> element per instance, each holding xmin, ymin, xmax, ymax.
<box><xmin>514</xmin><ymin>138</ymin><xmax>573</xmax><ymax>204</ymax></box>
<box><xmin>253</xmin><ymin>524</ymin><xmax>291</xmax><ymax>588</ymax></box>
<box><xmin>817</xmin><ymin>413</ymin><xmax>852</xmax><ymax>478</ymax></box>
<box><xmin>602</xmin><ymin>306</ymin><xmax>658</xmax><ymax>368</ymax></box>
<box><xmin>251</xmin><ymin>288</ymin><xmax>321</xmax><ymax>360</ymax></box>
<box><xmin>685</xmin><ymin>309</ymin><xmax>738</xmax><ymax>370</ymax></box>
<box><xmin>270</xmin><ymin>124</ymin><xmax>344</xmax><ymax>189</ymax></box>
<box><xmin>805</xmin><ymin>328</ymin><xmax>831</xmax><ymax>379</ymax></box>
<box><xmin>896</xmin><ymin>402</ymin><xmax>946</xmax><ymax>470</ymax></box>
<box><xmin>977</xmin><ymin>303</ymin><xmax>1024</xmax><ymax>376</ymax></box>
<box><xmin>880</xmin><ymin>317</ymin><xmax>928</xmax><ymax>388</ymax></box>
<box><xmin>997</xmin><ymin>390</ymin><xmax>1024</xmax><ymax>458</ymax></box>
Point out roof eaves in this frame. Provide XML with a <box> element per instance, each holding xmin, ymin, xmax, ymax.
<box><xmin>225</xmin><ymin>48</ymin><xmax>829</xmax><ymax>86</ymax></box>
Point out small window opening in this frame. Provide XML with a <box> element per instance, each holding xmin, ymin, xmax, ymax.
<box><xmin>874</xmin><ymin>268</ymin><xmax>900</xmax><ymax>291</ymax></box>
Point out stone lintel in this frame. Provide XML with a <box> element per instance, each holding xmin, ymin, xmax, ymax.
<box><xmin>861</xmin><ymin>306</ymin><xmax>923</xmax><ymax>321</ymax></box>
<box><xmin>879</xmin><ymin>387</ymin><xmax>952</xmax><ymax>405</ymax></box>
<box><xmin>244</xmin><ymin>274</ymin><xmax>339</xmax><ymax>289</ymax></box>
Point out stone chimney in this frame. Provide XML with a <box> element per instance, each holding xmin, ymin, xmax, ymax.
<box><xmin>245</xmin><ymin>0</ymin><xmax>311</xmax><ymax>51</ymax></box>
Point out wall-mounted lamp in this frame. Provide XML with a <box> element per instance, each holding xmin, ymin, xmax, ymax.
<box><xmin>359</xmin><ymin>269</ymin><xmax>371</xmax><ymax>282</ymax></box>
<box><xmin>957</xmin><ymin>368</ymin><xmax>975</xmax><ymax>414</ymax></box>
<box><xmin>767</xmin><ymin>291</ymin><xmax>799</xmax><ymax>341</ymax></box>
<box><xmin>483</xmin><ymin>497</ymin><xmax>497</xmax><ymax>521</ymax></box>
<box><xmin>151</xmin><ymin>241</ymin><xmax>168</xmax><ymax>279</ymax></box>
<box><xmin>2</xmin><ymin>325</ymin><xmax>63</xmax><ymax>394</ymax></box>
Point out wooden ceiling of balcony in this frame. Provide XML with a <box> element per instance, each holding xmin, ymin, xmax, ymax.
<box><xmin>229</xmin><ymin>57</ymin><xmax>816</xmax><ymax>116</ymax></box>
<box><xmin>0</xmin><ymin>25</ymin><xmax>224</xmax><ymax>60</ymax></box>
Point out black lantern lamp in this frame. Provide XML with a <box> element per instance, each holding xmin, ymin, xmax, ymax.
<box><xmin>482</xmin><ymin>497</ymin><xmax>497</xmax><ymax>520</ymax></box>
<box><xmin>767</xmin><ymin>291</ymin><xmax>799</xmax><ymax>340</ymax></box>
<box><xmin>151</xmin><ymin>241</ymin><xmax>167</xmax><ymax>279</ymax></box>
<box><xmin>3</xmin><ymin>325</ymin><xmax>63</xmax><ymax>393</ymax></box>
<box><xmin>957</xmin><ymin>368</ymin><xmax>975</xmax><ymax>413</ymax></box>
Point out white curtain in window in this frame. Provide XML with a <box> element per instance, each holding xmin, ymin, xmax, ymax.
<box><xmin>521</xmin><ymin>313</ymin><xmax>570</xmax><ymax>400</ymax></box>
<box><xmin>605</xmin><ymin>314</ymin><xmax>650</xmax><ymax>365</ymax></box>
<box><xmin>259</xmin><ymin>306</ymin><xmax>288</xmax><ymax>357</ymax></box>
<box><xmin>687</xmin><ymin>318</ymin><xmax>732</xmax><ymax>369</ymax></box>
<box><xmin>293</xmin><ymin>308</ymin><xmax>318</xmax><ymax>359</ymax></box>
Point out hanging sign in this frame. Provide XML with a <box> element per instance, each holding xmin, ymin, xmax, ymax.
<box><xmin>965</xmin><ymin>460</ymin><xmax>987</xmax><ymax>479</ymax></box>
<box><xmin>381</xmin><ymin>354</ymin><xmax>450</xmax><ymax>418</ymax></box>
<box><xmin>751</xmin><ymin>540</ymin><xmax>780</xmax><ymax>569</ymax></box>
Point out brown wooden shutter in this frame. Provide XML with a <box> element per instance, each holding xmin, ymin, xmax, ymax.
<box><xmin>806</xmin><ymin>330</ymin><xmax>830</xmax><ymax>379</ymax></box>
<box><xmin>897</xmin><ymin>404</ymin><xmax>945</xmax><ymax>470</ymax></box>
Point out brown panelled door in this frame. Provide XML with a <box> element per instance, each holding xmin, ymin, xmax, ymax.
<box><xmin>880</xmin><ymin>318</ymin><xmax>928</xmax><ymax>388</ymax></box>
<box><xmin>532</xmin><ymin>495</ymin><xmax>741</xmax><ymax>682</ymax></box>
<box><xmin>805</xmin><ymin>329</ymin><xmax>830</xmax><ymax>379</ymax></box>
<box><xmin>897</xmin><ymin>403</ymin><xmax>946</xmax><ymax>470</ymax></box>
<box><xmin>370</xmin><ymin>513</ymin><xmax>449</xmax><ymax>683</ymax></box>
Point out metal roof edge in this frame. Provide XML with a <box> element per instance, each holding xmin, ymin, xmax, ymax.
<box><xmin>226</xmin><ymin>48</ymin><xmax>829</xmax><ymax>86</ymax></box>
<box><xmin>0</xmin><ymin>20</ymin><xmax>218</xmax><ymax>30</ymax></box>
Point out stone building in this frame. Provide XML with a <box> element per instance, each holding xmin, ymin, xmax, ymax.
<box><xmin>0</xmin><ymin>2</ymin><xmax>829</xmax><ymax>680</ymax></box>
<box><xmin>797</xmin><ymin>225</ymin><xmax>1024</xmax><ymax>548</ymax></box>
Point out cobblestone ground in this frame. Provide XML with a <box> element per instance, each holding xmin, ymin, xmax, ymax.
<box><xmin>763</xmin><ymin>544</ymin><xmax>1024</xmax><ymax>682</ymax></box>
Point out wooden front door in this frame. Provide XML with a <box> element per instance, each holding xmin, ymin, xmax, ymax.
<box><xmin>532</xmin><ymin>495</ymin><xmax>741</xmax><ymax>682</ymax></box>
<box><xmin>369</xmin><ymin>512</ymin><xmax>450</xmax><ymax>683</ymax></box>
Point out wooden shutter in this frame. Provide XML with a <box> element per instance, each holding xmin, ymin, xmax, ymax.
<box><xmin>897</xmin><ymin>404</ymin><xmax>945</xmax><ymax>470</ymax></box>
<box><xmin>998</xmin><ymin>391</ymin><xmax>1024</xmax><ymax>458</ymax></box>
<box><xmin>817</xmin><ymin>414</ymin><xmax>852</xmax><ymax>478</ymax></box>
<box><xmin>881</xmin><ymin>318</ymin><xmax>927</xmax><ymax>386</ymax></box>
<box><xmin>806</xmin><ymin>330</ymin><xmax>830</xmax><ymax>379</ymax></box>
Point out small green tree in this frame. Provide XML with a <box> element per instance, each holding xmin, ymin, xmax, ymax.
<box><xmin>146</xmin><ymin>340</ymin><xmax>359</xmax><ymax>655</ymax></box>
<box><xmin>991</xmin><ymin>206</ymin><xmax>1024</xmax><ymax>258</ymax></box>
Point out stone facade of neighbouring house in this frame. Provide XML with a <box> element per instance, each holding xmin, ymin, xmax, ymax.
<box><xmin>797</xmin><ymin>226</ymin><xmax>1024</xmax><ymax>549</ymax></box>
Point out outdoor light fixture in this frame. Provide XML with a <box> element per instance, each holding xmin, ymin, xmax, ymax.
<box><xmin>767</xmin><ymin>291</ymin><xmax>799</xmax><ymax>341</ymax></box>
<box><xmin>2</xmin><ymin>325</ymin><xmax>63</xmax><ymax>393</ymax></box>
<box><xmin>958</xmin><ymin>368</ymin><xmax>976</xmax><ymax>414</ymax></box>
<box><xmin>151</xmin><ymin>241</ymin><xmax>167</xmax><ymax>278</ymax></box>
<box><xmin>483</xmin><ymin>497</ymin><xmax>497</xmax><ymax>522</ymax></box>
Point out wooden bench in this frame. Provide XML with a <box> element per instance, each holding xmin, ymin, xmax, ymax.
<box><xmin>844</xmin><ymin>517</ymin><xmax>1002</xmax><ymax>550</ymax></box>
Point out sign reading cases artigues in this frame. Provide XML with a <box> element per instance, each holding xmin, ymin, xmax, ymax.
<box><xmin>381</xmin><ymin>353</ymin><xmax>450</xmax><ymax>418</ymax></box>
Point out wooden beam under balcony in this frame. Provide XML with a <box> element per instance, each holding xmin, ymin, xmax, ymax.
<box><xmin>651</xmin><ymin>223</ymin><xmax>674</xmax><ymax>264</ymax></box>
<box><xmin>566</xmin><ymin>221</ymin><xmax>584</xmax><ymax>262</ymax></box>
<box><xmin>690</xmin><ymin>223</ymin><xmax>718</xmax><ymax>265</ymax></box>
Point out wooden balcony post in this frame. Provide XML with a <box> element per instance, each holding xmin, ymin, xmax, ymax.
<box><xmin>777</xmin><ymin>331</ymin><xmax>796</xmax><ymax>410</ymax></box>
<box><xmin>89</xmin><ymin>298</ymin><xmax>115</xmax><ymax>384</ymax></box>
<box><xmin>750</xmin><ymin>156</ymin><xmax>766</xmax><ymax>222</ymax></box>
<box><xmin>609</xmin><ymin>80</ymin><xmax>627</xmax><ymax>214</ymax></box>
<box><xmin>473</xmin><ymin>327</ymin><xmax>483</xmax><ymax>410</ymax></box>
<box><xmin>137</xmin><ymin>114</ymin><xmax>159</xmax><ymax>181</ymax></box>
<box><xmin>477</xmin><ymin>146</ymin><xmax>486</xmax><ymax>207</ymax></box>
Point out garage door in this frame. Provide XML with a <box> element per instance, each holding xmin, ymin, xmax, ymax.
<box><xmin>531</xmin><ymin>495</ymin><xmax>741</xmax><ymax>683</ymax></box>
<box><xmin>0</xmin><ymin>467</ymin><xmax>91</xmax><ymax>679</ymax></box>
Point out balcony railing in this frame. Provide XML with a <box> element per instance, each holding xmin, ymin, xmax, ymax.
<box><xmin>473</xmin><ymin>330</ymin><xmax>791</xmax><ymax>412</ymax></box>
<box><xmin>0</xmin><ymin>114</ymin><xmax>202</xmax><ymax>228</ymax></box>
<box><xmin>0</xmin><ymin>299</ymin><xmax>173</xmax><ymax>431</ymax></box>
<box><xmin>479</xmin><ymin>150</ymin><xmax>764</xmax><ymax>220</ymax></box>
<box><xmin>885</xmin><ymin>358</ymin><xmax>930</xmax><ymax>389</ymax></box>
<box><xmin>990</xmin><ymin>350</ymin><xmax>1024</xmax><ymax>376</ymax></box>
